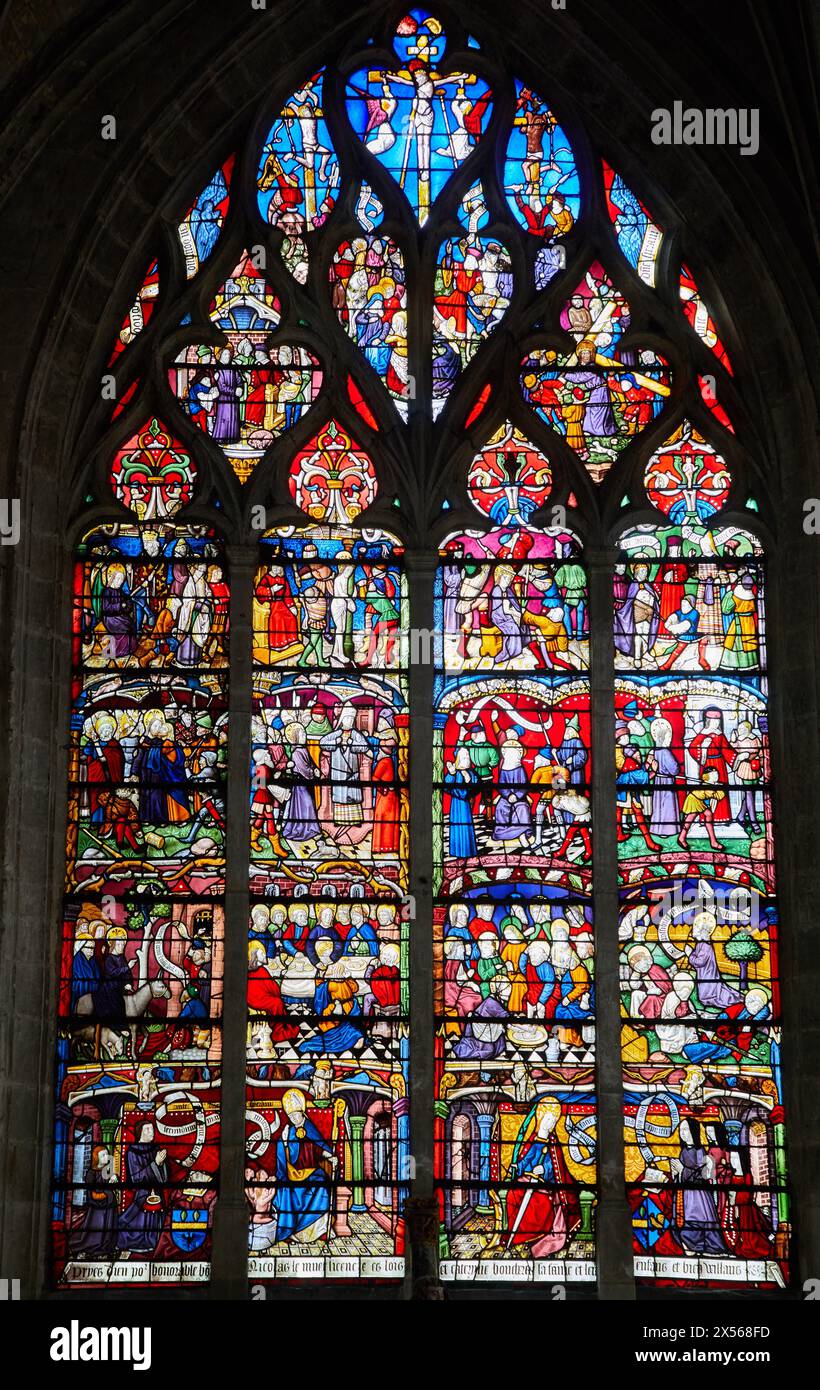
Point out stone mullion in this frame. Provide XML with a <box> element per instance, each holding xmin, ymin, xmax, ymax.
<box><xmin>588</xmin><ymin>547</ymin><xmax>635</xmax><ymax>1299</ymax></box>
<box><xmin>209</xmin><ymin>546</ymin><xmax>256</xmax><ymax>1298</ymax></box>
<box><xmin>404</xmin><ymin>548</ymin><xmax>439</xmax><ymax>1297</ymax></box>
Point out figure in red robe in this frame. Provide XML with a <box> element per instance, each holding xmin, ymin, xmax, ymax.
<box><xmin>245</xmin><ymin>361</ymin><xmax>268</xmax><ymax>428</ymax></box>
<box><xmin>436</xmin><ymin>253</ymin><xmax>482</xmax><ymax>337</ymax></box>
<box><xmin>247</xmin><ymin>942</ymin><xmax>299</xmax><ymax>1042</ymax></box>
<box><xmin>687</xmin><ymin>706</ymin><xmax>736</xmax><ymax>821</ymax></box>
<box><xmin>722</xmin><ymin>1152</ymin><xmax>776</xmax><ymax>1259</ymax></box>
<box><xmin>504</xmin><ymin>1099</ymin><xmax>581</xmax><ymax>1256</ymax></box>
<box><xmin>372</xmin><ymin>739</ymin><xmax>400</xmax><ymax>854</ymax></box>
<box><xmin>83</xmin><ymin>725</ymin><xmax>125</xmax><ymax>823</ymax></box>
<box><xmin>658</xmin><ymin>539</ymin><xmax>688</xmax><ymax>626</ymax></box>
<box><xmin>255</xmin><ymin>570</ymin><xmax>299</xmax><ymax>658</ymax></box>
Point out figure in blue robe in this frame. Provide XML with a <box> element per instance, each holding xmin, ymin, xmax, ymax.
<box><xmin>342</xmin><ymin>919</ymin><xmax>378</xmax><ymax>958</ymax></box>
<box><xmin>179</xmin><ymin>987</ymin><xmax>208</xmax><ymax>1019</ymax></box>
<box><xmin>189</xmin><ymin>168</ymin><xmax>227</xmax><ymax>263</ymax></box>
<box><xmin>515</xmin><ymin>1135</ymin><xmax>557</xmax><ymax>1181</ymax></box>
<box><xmin>273</xmin><ymin>1116</ymin><xmax>332</xmax><ymax>1243</ymax></box>
<box><xmin>297</xmin><ymin>980</ymin><xmax>364</xmax><ymax>1056</ymax></box>
<box><xmin>445</xmin><ymin>767</ymin><xmax>478</xmax><ymax>859</ymax></box>
<box><xmin>557</xmin><ymin>731</ymin><xmax>588</xmax><ymax>786</ymax></box>
<box><xmin>554</xmin><ymin>967</ymin><xmax>590</xmax><ymax>1020</ymax></box>
<box><xmin>306</xmin><ymin>920</ymin><xmax>343</xmax><ymax>965</ymax></box>
<box><xmin>132</xmin><ymin>738</ymin><xmax>189</xmax><ymax>825</ymax></box>
<box><xmin>71</xmin><ymin>946</ymin><xmax>101</xmax><ymax>1011</ymax></box>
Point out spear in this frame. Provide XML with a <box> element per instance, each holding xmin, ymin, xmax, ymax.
<box><xmin>505</xmin><ymin>1180</ymin><xmax>535</xmax><ymax>1250</ymax></box>
<box><xmin>324</xmin><ymin>1096</ymin><xmax>345</xmax><ymax>1243</ymax></box>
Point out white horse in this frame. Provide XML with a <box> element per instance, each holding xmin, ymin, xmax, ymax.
<box><xmin>74</xmin><ymin>980</ymin><xmax>171</xmax><ymax>1058</ymax></box>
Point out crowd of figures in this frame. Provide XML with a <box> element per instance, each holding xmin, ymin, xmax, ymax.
<box><xmin>172</xmin><ymin>340</ymin><xmax>319</xmax><ymax>451</ymax></box>
<box><xmin>64</xmin><ymin>898</ymin><xmax>219</xmax><ymax>1064</ymax></box>
<box><xmin>60</xmin><ymin>1093</ymin><xmax>218</xmax><ymax>1272</ymax></box>
<box><xmin>169</xmin><ymin>252</ymin><xmax>322</xmax><ymax>483</ymax></box>
<box><xmin>431</xmin><ymin>186</ymin><xmax>514</xmax><ymax>414</ymax></box>
<box><xmin>613</xmin><ymin>696</ymin><xmax>767</xmax><ymax>859</ymax></box>
<box><xmin>71</xmin><ymin>531</ymin><xmax>230</xmax><ymax>897</ymax></box>
<box><xmin>331</xmin><ymin>219</ymin><xmax>410</xmax><ymax>415</ymax></box>
<box><xmin>439</xmin><ymin>700</ymin><xmax>591</xmax><ymax>870</ymax></box>
<box><xmin>68</xmin><ymin>688</ymin><xmax>227</xmax><ymax>895</ymax></box>
<box><xmin>50</xmin><ymin>0</ymin><xmax>795</xmax><ymax>1291</ymax></box>
<box><xmin>619</xmin><ymin>887</ymin><xmax>775</xmax><ymax>1048</ymax></box>
<box><xmin>246</xmin><ymin>900</ymin><xmax>404</xmax><ymax>1062</ymax></box>
<box><xmin>615</xmin><ymin>495</ymin><xmax>787</xmax><ymax>1280</ymax></box>
<box><xmin>253</xmin><ymin>533</ymin><xmax>405</xmax><ymax>671</ymax></box>
<box><xmin>521</xmin><ymin>265</ymin><xmax>671</xmax><ymax>480</ymax></box>
<box><xmin>438</xmin><ymin>898</ymin><xmax>594</xmax><ymax>1063</ymax></box>
<box><xmin>243</xmin><ymin>899</ymin><xmax>408</xmax><ymax>1263</ymax></box>
<box><xmin>439</xmin><ymin>533</ymin><xmax>588</xmax><ymax>672</ymax></box>
<box><xmin>614</xmin><ymin>555</ymin><xmax>763</xmax><ymax>674</ymax></box>
<box><xmin>639</xmin><ymin>1118</ymin><xmax>781</xmax><ymax>1265</ymax></box>
<box><xmin>80</xmin><ymin>540</ymin><xmax>229</xmax><ymax>672</ymax></box>
<box><xmin>57</xmin><ymin>901</ymin><xmax>220</xmax><ymax>1277</ymax></box>
<box><xmin>249</xmin><ymin>685</ymin><xmax>407</xmax><ymax>897</ymax></box>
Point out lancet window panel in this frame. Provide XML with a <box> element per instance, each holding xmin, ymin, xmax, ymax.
<box><xmin>616</xmin><ymin>427</ymin><xmax>789</xmax><ymax>1290</ymax></box>
<box><xmin>54</xmin><ymin>426</ymin><xmax>229</xmax><ymax>1286</ymax></box>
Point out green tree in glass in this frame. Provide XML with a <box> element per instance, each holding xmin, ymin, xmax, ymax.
<box><xmin>724</xmin><ymin>930</ymin><xmax>765</xmax><ymax>991</ymax></box>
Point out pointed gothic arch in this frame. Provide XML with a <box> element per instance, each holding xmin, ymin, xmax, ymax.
<box><xmin>1</xmin><ymin>0</ymin><xmax>818</xmax><ymax>1301</ymax></box>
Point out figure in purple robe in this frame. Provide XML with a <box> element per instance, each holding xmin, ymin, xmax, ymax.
<box><xmin>489</xmin><ymin>573</ymin><xmax>524</xmax><ymax>663</ymax></box>
<box><xmin>432</xmin><ymin>335</ymin><xmax>460</xmax><ymax>399</ymax></box>
<box><xmin>99</xmin><ymin>578</ymin><xmax>137</xmax><ymax>657</ymax></box>
<box><xmin>116</xmin><ymin>1126</ymin><xmax>168</xmax><ymax>1252</ymax></box>
<box><xmin>613</xmin><ymin>569</ymin><xmax>660</xmax><ymax>659</ymax></box>
<box><xmin>211</xmin><ymin>352</ymin><xmax>242</xmax><ymax>443</ymax></box>
<box><xmin>575</xmin><ymin>370</ymin><xmax>617</xmax><ymax>437</ymax></box>
<box><xmin>676</xmin><ymin>1120</ymin><xmax>729</xmax><ymax>1256</ymax></box>
<box><xmin>132</xmin><ymin>734</ymin><xmax>189</xmax><ymax>825</ymax></box>
<box><xmin>92</xmin><ymin>946</ymin><xmax>134</xmax><ymax>1023</ymax></box>
<box><xmin>649</xmin><ymin>747</ymin><xmax>680</xmax><ymax>836</ymax></box>
<box><xmin>282</xmin><ymin>743</ymin><xmax>321</xmax><ymax>842</ymax></box>
<box><xmin>356</xmin><ymin>297</ymin><xmax>391</xmax><ymax>376</ymax></box>
<box><xmin>452</xmin><ymin>996</ymin><xmax>507</xmax><ymax>1060</ymax></box>
<box><xmin>493</xmin><ymin>760</ymin><xmax>532</xmax><ymax>840</ymax></box>
<box><xmin>649</xmin><ymin>719</ymin><xmax>681</xmax><ymax>837</ymax></box>
<box><xmin>689</xmin><ymin>922</ymin><xmax>744</xmax><ymax>1011</ymax></box>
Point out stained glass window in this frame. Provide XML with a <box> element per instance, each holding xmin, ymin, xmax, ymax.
<box><xmin>680</xmin><ymin>264</ymin><xmax>733</xmax><ymax>374</ymax></box>
<box><xmin>521</xmin><ymin>262</ymin><xmax>672</xmax><ymax>484</ymax></box>
<box><xmin>330</xmin><ymin>188</ymin><xmax>410</xmax><ymax>417</ymax></box>
<box><xmin>53</xmin><ymin>423</ymin><xmax>228</xmax><ymax>1287</ymax></box>
<box><xmin>616</xmin><ymin>425</ymin><xmax>789</xmax><ymax>1288</ymax></box>
<box><xmin>168</xmin><ymin>252</ymin><xmax>322</xmax><ymax>484</ymax></box>
<box><xmin>433</xmin><ymin>434</ymin><xmax>596</xmax><ymax>1284</ymax></box>
<box><xmin>246</xmin><ymin>425</ymin><xmax>409</xmax><ymax>1281</ymax></box>
<box><xmin>55</xmin><ymin>7</ymin><xmax>790</xmax><ymax>1296</ymax></box>
<box><xmin>177</xmin><ymin>156</ymin><xmax>234</xmax><ymax>281</ymax></box>
<box><xmin>603</xmin><ymin>162</ymin><xmax>664</xmax><ymax>288</ymax></box>
<box><xmin>346</xmin><ymin>12</ymin><xmax>492</xmax><ymax>226</ymax></box>
<box><xmin>109</xmin><ymin>258</ymin><xmax>159</xmax><ymax>362</ymax></box>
